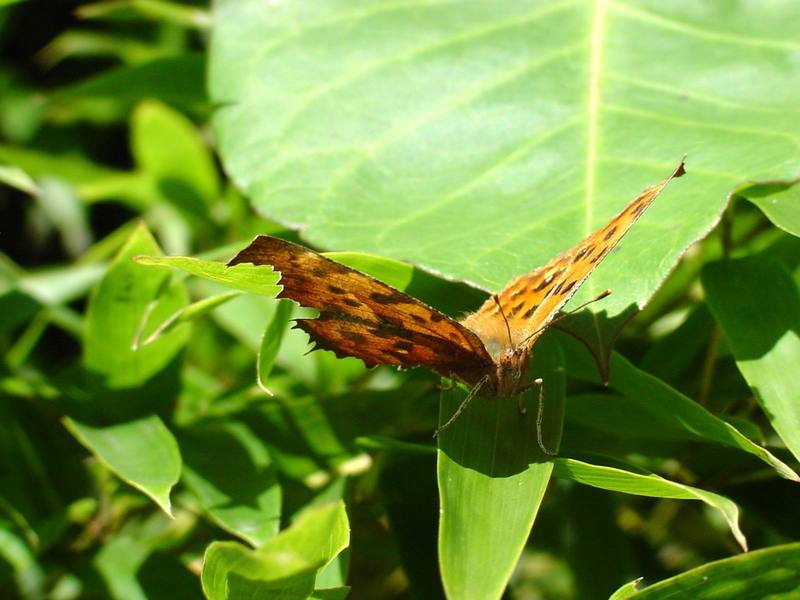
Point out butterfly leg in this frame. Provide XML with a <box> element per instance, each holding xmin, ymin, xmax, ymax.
<box><xmin>533</xmin><ymin>378</ymin><xmax>556</xmax><ymax>457</ymax></box>
<box><xmin>433</xmin><ymin>374</ymin><xmax>489</xmax><ymax>438</ymax></box>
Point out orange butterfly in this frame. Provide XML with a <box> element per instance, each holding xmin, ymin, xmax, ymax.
<box><xmin>230</xmin><ymin>160</ymin><xmax>685</xmax><ymax>423</ymax></box>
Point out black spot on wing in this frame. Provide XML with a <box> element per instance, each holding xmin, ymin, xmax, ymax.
<box><xmin>508</xmin><ymin>301</ymin><xmax>525</xmax><ymax>317</ymax></box>
<box><xmin>534</xmin><ymin>270</ymin><xmax>561</xmax><ymax>292</ymax></box>
<box><xmin>522</xmin><ymin>304</ymin><xmax>539</xmax><ymax>319</ymax></box>
<box><xmin>603</xmin><ymin>226</ymin><xmax>618</xmax><ymax>241</ymax></box>
<box><xmin>370</xmin><ymin>292</ymin><xmax>404</xmax><ymax>305</ymax></box>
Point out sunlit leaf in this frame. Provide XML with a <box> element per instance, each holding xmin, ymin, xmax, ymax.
<box><xmin>63</xmin><ymin>415</ymin><xmax>182</xmax><ymax>516</ymax></box>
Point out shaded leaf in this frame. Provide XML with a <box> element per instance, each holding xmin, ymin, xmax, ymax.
<box><xmin>737</xmin><ymin>179</ymin><xmax>800</xmax><ymax>238</ymax></box>
<box><xmin>48</xmin><ymin>54</ymin><xmax>207</xmax><ymax>118</ymax></box>
<box><xmin>703</xmin><ymin>257</ymin><xmax>800</xmax><ymax>464</ymax></box>
<box><xmin>560</xmin><ymin>334</ymin><xmax>799</xmax><ymax>481</ymax></box>
<box><xmin>179</xmin><ymin>422</ymin><xmax>281</xmax><ymax>546</ymax></box>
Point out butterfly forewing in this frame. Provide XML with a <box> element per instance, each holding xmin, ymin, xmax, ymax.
<box><xmin>461</xmin><ymin>160</ymin><xmax>686</xmax><ymax>353</ymax></box>
<box><xmin>228</xmin><ymin>236</ymin><xmax>494</xmax><ymax>386</ymax></box>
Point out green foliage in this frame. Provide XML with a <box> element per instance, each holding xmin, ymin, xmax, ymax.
<box><xmin>1</xmin><ymin>2</ymin><xmax>799</xmax><ymax>599</ymax></box>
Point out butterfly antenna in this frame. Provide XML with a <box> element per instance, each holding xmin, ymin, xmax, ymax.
<box><xmin>493</xmin><ymin>294</ymin><xmax>514</xmax><ymax>348</ymax></box>
<box><xmin>433</xmin><ymin>374</ymin><xmax>490</xmax><ymax>438</ymax></box>
<box><xmin>521</xmin><ymin>290</ymin><xmax>612</xmax><ymax>346</ymax></box>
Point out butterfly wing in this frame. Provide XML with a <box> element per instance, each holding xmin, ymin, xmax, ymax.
<box><xmin>229</xmin><ymin>236</ymin><xmax>494</xmax><ymax>386</ymax></box>
<box><xmin>461</xmin><ymin>160</ymin><xmax>686</xmax><ymax>354</ymax></box>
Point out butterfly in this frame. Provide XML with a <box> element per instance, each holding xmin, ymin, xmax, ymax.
<box><xmin>230</xmin><ymin>160</ymin><xmax>685</xmax><ymax>411</ymax></box>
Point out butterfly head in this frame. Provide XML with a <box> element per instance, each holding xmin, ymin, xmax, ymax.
<box><xmin>491</xmin><ymin>345</ymin><xmax>532</xmax><ymax>398</ymax></box>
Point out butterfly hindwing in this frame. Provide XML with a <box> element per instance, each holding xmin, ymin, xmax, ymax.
<box><xmin>228</xmin><ymin>236</ymin><xmax>494</xmax><ymax>386</ymax></box>
<box><xmin>462</xmin><ymin>160</ymin><xmax>686</xmax><ymax>352</ymax></box>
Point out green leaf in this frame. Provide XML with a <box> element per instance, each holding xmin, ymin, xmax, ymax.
<box><xmin>201</xmin><ymin>500</ymin><xmax>349</xmax><ymax>599</ymax></box>
<box><xmin>48</xmin><ymin>54</ymin><xmax>207</xmax><ymax>119</ymax></box>
<box><xmin>257</xmin><ymin>299</ymin><xmax>294</xmax><ymax>394</ymax></box>
<box><xmin>616</xmin><ymin>542</ymin><xmax>800</xmax><ymax>598</ymax></box>
<box><xmin>93</xmin><ymin>510</ymin><xmax>200</xmax><ymax>600</ymax></box>
<box><xmin>703</xmin><ymin>257</ymin><xmax>800</xmax><ymax>464</ymax></box>
<box><xmin>63</xmin><ymin>415</ymin><xmax>181</xmax><ymax>516</ymax></box>
<box><xmin>84</xmin><ymin>223</ymin><xmax>189</xmax><ymax>388</ymax></box>
<box><xmin>0</xmin><ymin>525</ymin><xmax>46</xmax><ymax>599</ymax></box>
<box><xmin>561</xmin><ymin>336</ymin><xmax>799</xmax><ymax>481</ymax></box>
<box><xmin>437</xmin><ymin>338</ymin><xmax>564</xmax><ymax>600</ymax></box>
<box><xmin>135</xmin><ymin>254</ymin><xmax>280</xmax><ymax>296</ymax></box>
<box><xmin>553</xmin><ymin>458</ymin><xmax>746</xmax><ymax>551</ymax></box>
<box><xmin>211</xmin><ymin>0</ymin><xmax>800</xmax><ymax>317</ymax></box>
<box><xmin>0</xmin><ymin>164</ymin><xmax>39</xmax><ymax>194</ymax></box>
<box><xmin>0</xmin><ymin>143</ymin><xmax>154</xmax><ymax>207</ymax></box>
<box><xmin>179</xmin><ymin>422</ymin><xmax>281</xmax><ymax>546</ymax></box>
<box><xmin>34</xmin><ymin>178</ymin><xmax>91</xmax><ymax>257</ymax></box>
<box><xmin>136</xmin><ymin>291</ymin><xmax>241</xmax><ymax>347</ymax></box>
<box><xmin>310</xmin><ymin>588</ymin><xmax>351</xmax><ymax>600</ymax></box>
<box><xmin>131</xmin><ymin>100</ymin><xmax>220</xmax><ymax>215</ymax></box>
<box><xmin>737</xmin><ymin>180</ymin><xmax>800</xmax><ymax>238</ymax></box>
<box><xmin>325</xmin><ymin>252</ymin><xmax>415</xmax><ymax>291</ymax></box>
<box><xmin>76</xmin><ymin>0</ymin><xmax>212</xmax><ymax>29</ymax></box>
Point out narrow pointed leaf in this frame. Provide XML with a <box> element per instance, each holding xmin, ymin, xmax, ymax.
<box><xmin>615</xmin><ymin>542</ymin><xmax>800</xmax><ymax>599</ymax></box>
<box><xmin>437</xmin><ymin>339</ymin><xmax>564</xmax><ymax>600</ymax></box>
<box><xmin>553</xmin><ymin>457</ymin><xmax>746</xmax><ymax>551</ymax></box>
<box><xmin>135</xmin><ymin>255</ymin><xmax>280</xmax><ymax>296</ymax></box>
<box><xmin>561</xmin><ymin>336</ymin><xmax>799</xmax><ymax>481</ymax></box>
<box><xmin>257</xmin><ymin>299</ymin><xmax>294</xmax><ymax>393</ymax></box>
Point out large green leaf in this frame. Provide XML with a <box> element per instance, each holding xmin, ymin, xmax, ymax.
<box><xmin>437</xmin><ymin>338</ymin><xmax>564</xmax><ymax>600</ymax></box>
<box><xmin>210</xmin><ymin>0</ymin><xmax>800</xmax><ymax>316</ymax></box>
<box><xmin>702</xmin><ymin>257</ymin><xmax>800</xmax><ymax>463</ymax></box>
<box><xmin>614</xmin><ymin>542</ymin><xmax>800</xmax><ymax>598</ymax></box>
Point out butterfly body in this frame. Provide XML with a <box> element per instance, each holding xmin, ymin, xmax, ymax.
<box><xmin>229</xmin><ymin>160</ymin><xmax>685</xmax><ymax>400</ymax></box>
